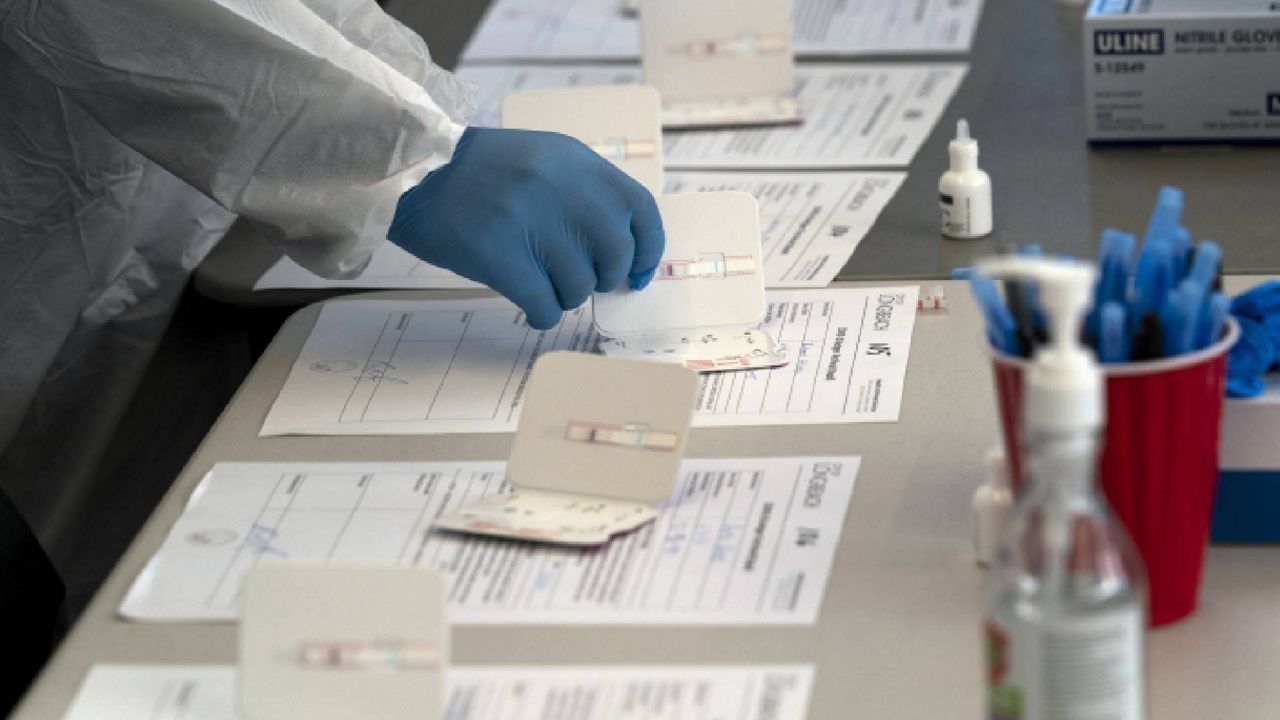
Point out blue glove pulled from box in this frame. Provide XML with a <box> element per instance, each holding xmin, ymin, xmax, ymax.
<box><xmin>1228</xmin><ymin>281</ymin><xmax>1280</xmax><ymax>397</ymax></box>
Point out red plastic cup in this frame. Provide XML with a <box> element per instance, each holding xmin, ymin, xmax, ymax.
<box><xmin>988</xmin><ymin>318</ymin><xmax>1239</xmax><ymax>627</ymax></box>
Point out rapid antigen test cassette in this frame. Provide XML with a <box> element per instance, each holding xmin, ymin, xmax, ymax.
<box><xmin>433</xmin><ymin>352</ymin><xmax>698</xmax><ymax>545</ymax></box>
<box><xmin>640</xmin><ymin>0</ymin><xmax>801</xmax><ymax>129</ymax></box>
<box><xmin>594</xmin><ymin>191</ymin><xmax>787</xmax><ymax>372</ymax></box>
<box><xmin>501</xmin><ymin>84</ymin><xmax>664</xmax><ymax>195</ymax></box>
<box><xmin>240</xmin><ymin>565</ymin><xmax>448</xmax><ymax>720</ymax></box>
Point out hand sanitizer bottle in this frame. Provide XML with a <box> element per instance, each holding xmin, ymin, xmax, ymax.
<box><xmin>939</xmin><ymin>119</ymin><xmax>993</xmax><ymax>239</ymax></box>
<box><xmin>975</xmin><ymin>257</ymin><xmax>1147</xmax><ymax>720</ymax></box>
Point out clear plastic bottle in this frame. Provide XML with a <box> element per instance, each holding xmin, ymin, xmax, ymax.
<box><xmin>975</xmin><ymin>256</ymin><xmax>1147</xmax><ymax>720</ymax></box>
<box><xmin>985</xmin><ymin>428</ymin><xmax>1147</xmax><ymax>719</ymax></box>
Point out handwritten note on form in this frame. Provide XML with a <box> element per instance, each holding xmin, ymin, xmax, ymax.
<box><xmin>258</xmin><ymin>287</ymin><xmax>917</xmax><ymax>437</ymax></box>
<box><xmin>456</xmin><ymin>64</ymin><xmax>967</xmax><ymax>169</ymax></box>
<box><xmin>120</xmin><ymin>458</ymin><xmax>857</xmax><ymax>624</ymax></box>
<box><xmin>252</xmin><ymin>171</ymin><xmax>904</xmax><ymax>291</ymax></box>
<box><xmin>462</xmin><ymin>0</ymin><xmax>985</xmax><ymax>60</ymax></box>
<box><xmin>65</xmin><ymin>664</ymin><xmax>814</xmax><ymax>720</ymax></box>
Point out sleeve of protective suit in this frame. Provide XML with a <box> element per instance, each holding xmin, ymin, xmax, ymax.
<box><xmin>0</xmin><ymin>0</ymin><xmax>473</xmax><ymax>277</ymax></box>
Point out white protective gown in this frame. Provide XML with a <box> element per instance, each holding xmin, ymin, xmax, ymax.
<box><xmin>0</xmin><ymin>0</ymin><xmax>471</xmax><ymax>602</ymax></box>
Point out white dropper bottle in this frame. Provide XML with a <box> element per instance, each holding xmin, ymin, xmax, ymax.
<box><xmin>974</xmin><ymin>256</ymin><xmax>1147</xmax><ymax>720</ymax></box>
<box><xmin>939</xmin><ymin>119</ymin><xmax>992</xmax><ymax>239</ymax></box>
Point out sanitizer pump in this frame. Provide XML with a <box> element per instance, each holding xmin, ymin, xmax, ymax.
<box><xmin>939</xmin><ymin>119</ymin><xmax>993</xmax><ymax>239</ymax></box>
<box><xmin>974</xmin><ymin>256</ymin><xmax>1148</xmax><ymax>720</ymax></box>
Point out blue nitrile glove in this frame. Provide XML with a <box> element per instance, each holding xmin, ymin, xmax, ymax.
<box><xmin>1226</xmin><ymin>316</ymin><xmax>1274</xmax><ymax>398</ymax></box>
<box><xmin>1228</xmin><ymin>279</ymin><xmax>1280</xmax><ymax>376</ymax></box>
<box><xmin>388</xmin><ymin>127</ymin><xmax>665</xmax><ymax>330</ymax></box>
<box><xmin>1265</xmin><ymin>315</ymin><xmax>1280</xmax><ymax>368</ymax></box>
<box><xmin>1230</xmin><ymin>280</ymin><xmax>1280</xmax><ymax>323</ymax></box>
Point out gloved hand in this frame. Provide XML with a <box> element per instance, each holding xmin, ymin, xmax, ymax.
<box><xmin>388</xmin><ymin>127</ymin><xmax>665</xmax><ymax>329</ymax></box>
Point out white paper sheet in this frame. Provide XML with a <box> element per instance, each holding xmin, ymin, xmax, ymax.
<box><xmin>252</xmin><ymin>171</ymin><xmax>904</xmax><ymax>291</ymax></box>
<box><xmin>457</xmin><ymin>64</ymin><xmax>967</xmax><ymax>169</ymax></box>
<box><xmin>258</xmin><ymin>287</ymin><xmax>917</xmax><ymax>436</ymax></box>
<box><xmin>462</xmin><ymin>0</ymin><xmax>985</xmax><ymax>60</ymax></box>
<box><xmin>120</xmin><ymin>458</ymin><xmax>857</xmax><ymax>624</ymax></box>
<box><xmin>64</xmin><ymin>664</ymin><xmax>815</xmax><ymax>720</ymax></box>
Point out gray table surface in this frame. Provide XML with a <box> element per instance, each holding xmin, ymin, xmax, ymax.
<box><xmin>15</xmin><ymin>277</ymin><xmax>1280</xmax><ymax>719</ymax></box>
<box><xmin>193</xmin><ymin>0</ymin><xmax>1280</xmax><ymax>307</ymax></box>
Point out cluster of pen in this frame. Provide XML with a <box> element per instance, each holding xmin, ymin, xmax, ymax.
<box><xmin>963</xmin><ymin>187</ymin><xmax>1226</xmax><ymax>363</ymax></box>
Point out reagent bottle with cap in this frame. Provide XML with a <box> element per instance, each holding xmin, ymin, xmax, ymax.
<box><xmin>940</xmin><ymin>119</ymin><xmax>993</xmax><ymax>239</ymax></box>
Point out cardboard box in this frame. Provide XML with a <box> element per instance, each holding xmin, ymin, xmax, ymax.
<box><xmin>1213</xmin><ymin>377</ymin><xmax>1280</xmax><ymax>543</ymax></box>
<box><xmin>1084</xmin><ymin>0</ymin><xmax>1280</xmax><ymax>141</ymax></box>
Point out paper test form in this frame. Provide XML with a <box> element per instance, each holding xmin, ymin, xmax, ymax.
<box><xmin>257</xmin><ymin>287</ymin><xmax>918</xmax><ymax>436</ymax></box>
<box><xmin>455</xmin><ymin>64</ymin><xmax>968</xmax><ymax>170</ymax></box>
<box><xmin>462</xmin><ymin>0</ymin><xmax>986</xmax><ymax>60</ymax></box>
<box><xmin>120</xmin><ymin>458</ymin><xmax>858</xmax><ymax>624</ymax></box>
<box><xmin>255</xmin><ymin>171</ymin><xmax>905</xmax><ymax>291</ymax></box>
<box><xmin>63</xmin><ymin>664</ymin><xmax>815</xmax><ymax>720</ymax></box>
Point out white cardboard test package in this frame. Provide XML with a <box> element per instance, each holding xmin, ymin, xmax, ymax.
<box><xmin>1084</xmin><ymin>0</ymin><xmax>1280</xmax><ymax>141</ymax></box>
<box><xmin>640</xmin><ymin>0</ymin><xmax>800</xmax><ymax>129</ymax></box>
<box><xmin>433</xmin><ymin>352</ymin><xmax>698</xmax><ymax>545</ymax></box>
<box><xmin>239</xmin><ymin>565</ymin><xmax>448</xmax><ymax>720</ymax></box>
<box><xmin>501</xmin><ymin>84</ymin><xmax>665</xmax><ymax>195</ymax></box>
<box><xmin>595</xmin><ymin>191</ymin><xmax>786</xmax><ymax>371</ymax></box>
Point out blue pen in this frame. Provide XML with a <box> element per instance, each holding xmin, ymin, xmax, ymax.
<box><xmin>1086</xmin><ymin>230</ymin><xmax>1136</xmax><ymax>341</ymax></box>
<box><xmin>951</xmin><ymin>267</ymin><xmax>975</xmax><ymax>280</ymax></box>
<box><xmin>1143</xmin><ymin>186</ymin><xmax>1184</xmax><ymax>248</ymax></box>
<box><xmin>969</xmin><ymin>276</ymin><xmax>1018</xmax><ymax>354</ymax></box>
<box><xmin>1170</xmin><ymin>226</ymin><xmax>1191</xmax><ymax>279</ymax></box>
<box><xmin>1100</xmin><ymin>302</ymin><xmax>1128</xmax><ymax>363</ymax></box>
<box><xmin>1133</xmin><ymin>237</ymin><xmax>1175</xmax><ymax>319</ymax></box>
<box><xmin>1160</xmin><ymin>282</ymin><xmax>1201</xmax><ymax>357</ymax></box>
<box><xmin>1178</xmin><ymin>241</ymin><xmax>1223</xmax><ymax>348</ymax></box>
<box><xmin>1103</xmin><ymin>231</ymin><xmax>1136</xmax><ymax>306</ymax></box>
<box><xmin>1200</xmin><ymin>292</ymin><xmax>1230</xmax><ymax>349</ymax></box>
<box><xmin>1187</xmin><ymin>240</ymin><xmax>1221</xmax><ymax>291</ymax></box>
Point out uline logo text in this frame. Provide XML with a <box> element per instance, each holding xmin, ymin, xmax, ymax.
<box><xmin>1094</xmin><ymin>29</ymin><xmax>1164</xmax><ymax>55</ymax></box>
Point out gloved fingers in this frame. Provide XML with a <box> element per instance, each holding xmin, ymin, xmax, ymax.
<box><xmin>562</xmin><ymin>180</ymin><xmax>643</xmax><ymax>294</ymax></box>
<box><xmin>590</xmin><ymin>228</ymin><xmax>635</xmax><ymax>293</ymax></box>
<box><xmin>603</xmin><ymin>172</ymin><xmax>665</xmax><ymax>291</ymax></box>
<box><xmin>628</xmin><ymin>265</ymin><xmax>658</xmax><ymax>289</ymax></box>
<box><xmin>494</xmin><ymin>257</ymin><xmax>565</xmax><ymax>331</ymax></box>
<box><xmin>628</xmin><ymin>202</ymin><xmax>665</xmax><ymax>291</ymax></box>
<box><xmin>545</xmin><ymin>243</ymin><xmax>599</xmax><ymax>312</ymax></box>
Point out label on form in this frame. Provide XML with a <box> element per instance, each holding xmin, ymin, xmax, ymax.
<box><xmin>986</xmin><ymin>606</ymin><xmax>1145</xmax><ymax>719</ymax></box>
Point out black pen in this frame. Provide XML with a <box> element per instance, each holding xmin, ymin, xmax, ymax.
<box><xmin>1131</xmin><ymin>312</ymin><xmax>1164</xmax><ymax>361</ymax></box>
<box><xmin>1004</xmin><ymin>279</ymin><xmax>1039</xmax><ymax>358</ymax></box>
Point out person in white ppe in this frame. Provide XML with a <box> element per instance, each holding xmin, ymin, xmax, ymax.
<box><xmin>0</xmin><ymin>0</ymin><xmax>664</xmax><ymax>699</ymax></box>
